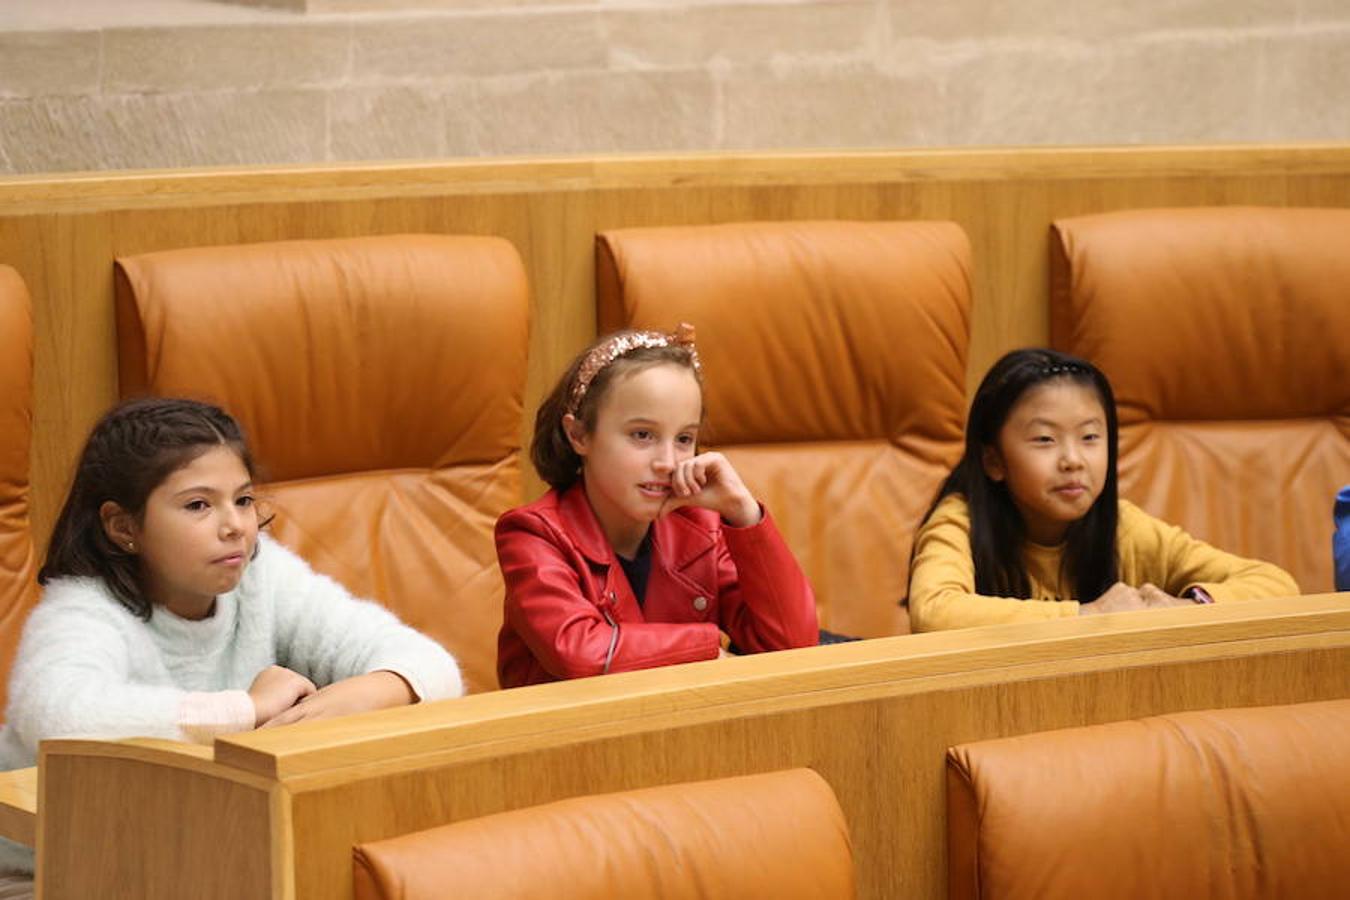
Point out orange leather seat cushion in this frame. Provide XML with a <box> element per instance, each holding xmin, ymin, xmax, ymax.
<box><xmin>947</xmin><ymin>698</ymin><xmax>1350</xmax><ymax>899</ymax></box>
<box><xmin>115</xmin><ymin>234</ymin><xmax>530</xmax><ymax>692</ymax></box>
<box><xmin>353</xmin><ymin>768</ymin><xmax>854</xmax><ymax>900</ymax></box>
<box><xmin>0</xmin><ymin>266</ymin><xmax>39</xmax><ymax>718</ymax></box>
<box><xmin>597</xmin><ymin>220</ymin><xmax>972</xmax><ymax>637</ymax></box>
<box><xmin>1051</xmin><ymin>207</ymin><xmax>1350</xmax><ymax>593</ymax></box>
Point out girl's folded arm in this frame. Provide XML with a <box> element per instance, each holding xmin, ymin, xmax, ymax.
<box><xmin>264</xmin><ymin>538</ymin><xmax>463</xmax><ymax>702</ymax></box>
<box><xmin>1135</xmin><ymin>507</ymin><xmax>1301</xmax><ymax>601</ymax></box>
<box><xmin>715</xmin><ymin>508</ymin><xmax>819</xmax><ymax>653</ymax></box>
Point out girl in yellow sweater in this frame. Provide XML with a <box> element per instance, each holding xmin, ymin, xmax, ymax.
<box><xmin>908</xmin><ymin>348</ymin><xmax>1298</xmax><ymax>632</ymax></box>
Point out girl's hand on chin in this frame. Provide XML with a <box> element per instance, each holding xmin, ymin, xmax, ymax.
<box><xmin>661</xmin><ymin>452</ymin><xmax>762</xmax><ymax>528</ymax></box>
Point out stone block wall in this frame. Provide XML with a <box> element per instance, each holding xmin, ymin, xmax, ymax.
<box><xmin>0</xmin><ymin>0</ymin><xmax>1347</xmax><ymax>174</ymax></box>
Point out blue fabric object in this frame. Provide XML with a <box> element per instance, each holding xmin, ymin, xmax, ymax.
<box><xmin>1335</xmin><ymin>485</ymin><xmax>1350</xmax><ymax>592</ymax></box>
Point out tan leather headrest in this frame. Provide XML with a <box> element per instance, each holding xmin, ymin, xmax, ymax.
<box><xmin>354</xmin><ymin>768</ymin><xmax>855</xmax><ymax>899</ymax></box>
<box><xmin>947</xmin><ymin>699</ymin><xmax>1350</xmax><ymax>899</ymax></box>
<box><xmin>1051</xmin><ymin>207</ymin><xmax>1350</xmax><ymax>425</ymax></box>
<box><xmin>598</xmin><ymin>220</ymin><xmax>971</xmax><ymax>447</ymax></box>
<box><xmin>116</xmin><ymin>233</ymin><xmax>529</xmax><ymax>481</ymax></box>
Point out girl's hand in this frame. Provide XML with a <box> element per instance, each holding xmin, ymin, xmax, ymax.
<box><xmin>1079</xmin><ymin>582</ymin><xmax>1150</xmax><ymax>616</ymax></box>
<box><xmin>259</xmin><ymin>671</ymin><xmax>416</xmax><ymax>729</ymax></box>
<box><xmin>247</xmin><ymin>665</ymin><xmax>317</xmax><ymax>727</ymax></box>
<box><xmin>663</xmin><ymin>452</ymin><xmax>762</xmax><ymax>528</ymax></box>
<box><xmin>1139</xmin><ymin>583</ymin><xmax>1195</xmax><ymax>609</ymax></box>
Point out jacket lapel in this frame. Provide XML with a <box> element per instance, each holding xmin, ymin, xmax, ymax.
<box><xmin>557</xmin><ymin>482</ymin><xmax>644</xmax><ymax>620</ymax></box>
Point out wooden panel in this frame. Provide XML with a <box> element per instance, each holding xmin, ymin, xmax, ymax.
<box><xmin>4</xmin><ymin>146</ymin><xmax>1349</xmax><ymax>547</ymax></box>
<box><xmin>37</xmin><ymin>740</ymin><xmax>280</xmax><ymax>900</ymax></box>
<box><xmin>285</xmin><ymin>645</ymin><xmax>1350</xmax><ymax>899</ymax></box>
<box><xmin>0</xmin><ymin>767</ymin><xmax>35</xmax><ymax>846</ymax></box>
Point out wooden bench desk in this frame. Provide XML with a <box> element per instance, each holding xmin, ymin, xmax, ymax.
<box><xmin>22</xmin><ymin>593</ymin><xmax>1350</xmax><ymax>899</ymax></box>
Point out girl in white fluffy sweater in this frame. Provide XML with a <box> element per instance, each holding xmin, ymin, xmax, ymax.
<box><xmin>0</xmin><ymin>398</ymin><xmax>462</xmax><ymax>879</ymax></box>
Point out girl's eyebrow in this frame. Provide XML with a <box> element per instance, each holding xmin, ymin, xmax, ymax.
<box><xmin>1025</xmin><ymin>416</ymin><xmax>1103</xmax><ymax>428</ymax></box>
<box><xmin>171</xmin><ymin>485</ymin><xmax>219</xmax><ymax>498</ymax></box>
<box><xmin>622</xmin><ymin>417</ymin><xmax>700</xmax><ymax>430</ymax></box>
<box><xmin>171</xmin><ymin>480</ymin><xmax>253</xmax><ymax>498</ymax></box>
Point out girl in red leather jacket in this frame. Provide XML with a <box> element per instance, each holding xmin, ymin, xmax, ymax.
<box><xmin>496</xmin><ymin>324</ymin><xmax>819</xmax><ymax>688</ymax></box>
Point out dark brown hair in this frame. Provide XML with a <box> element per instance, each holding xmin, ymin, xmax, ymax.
<box><xmin>531</xmin><ymin>333</ymin><xmax>703</xmax><ymax>491</ymax></box>
<box><xmin>39</xmin><ymin>397</ymin><xmax>267</xmax><ymax>620</ymax></box>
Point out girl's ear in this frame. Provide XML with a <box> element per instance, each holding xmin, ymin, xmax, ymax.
<box><xmin>562</xmin><ymin>413</ymin><xmax>589</xmax><ymax>457</ymax></box>
<box><xmin>981</xmin><ymin>445</ymin><xmax>1007</xmax><ymax>483</ymax></box>
<box><xmin>99</xmin><ymin>501</ymin><xmax>137</xmax><ymax>553</ymax></box>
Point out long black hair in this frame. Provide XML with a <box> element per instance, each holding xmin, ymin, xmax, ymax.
<box><xmin>39</xmin><ymin>397</ymin><xmax>264</xmax><ymax>620</ymax></box>
<box><xmin>936</xmin><ymin>348</ymin><xmax>1120</xmax><ymax>602</ymax></box>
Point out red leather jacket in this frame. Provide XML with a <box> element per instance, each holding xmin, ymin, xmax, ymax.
<box><xmin>496</xmin><ymin>483</ymin><xmax>819</xmax><ymax>688</ymax></box>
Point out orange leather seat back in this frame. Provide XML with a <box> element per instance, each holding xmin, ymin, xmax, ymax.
<box><xmin>115</xmin><ymin>235</ymin><xmax>530</xmax><ymax>692</ymax></box>
<box><xmin>947</xmin><ymin>698</ymin><xmax>1350</xmax><ymax>900</ymax></box>
<box><xmin>597</xmin><ymin>221</ymin><xmax>972</xmax><ymax>637</ymax></box>
<box><xmin>1051</xmin><ymin>207</ymin><xmax>1350</xmax><ymax>593</ymax></box>
<box><xmin>353</xmin><ymin>768</ymin><xmax>854</xmax><ymax>900</ymax></box>
<box><xmin>0</xmin><ymin>266</ymin><xmax>39</xmax><ymax>718</ymax></box>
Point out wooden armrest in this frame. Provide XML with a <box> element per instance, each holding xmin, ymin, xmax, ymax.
<box><xmin>0</xmin><ymin>767</ymin><xmax>36</xmax><ymax>846</ymax></box>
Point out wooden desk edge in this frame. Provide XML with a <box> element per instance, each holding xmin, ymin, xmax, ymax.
<box><xmin>214</xmin><ymin>594</ymin><xmax>1350</xmax><ymax>780</ymax></box>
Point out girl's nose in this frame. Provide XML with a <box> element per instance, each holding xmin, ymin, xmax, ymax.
<box><xmin>220</xmin><ymin>508</ymin><xmax>243</xmax><ymax>537</ymax></box>
<box><xmin>652</xmin><ymin>442</ymin><xmax>677</xmax><ymax>473</ymax></box>
<box><xmin>1060</xmin><ymin>444</ymin><xmax>1086</xmax><ymax>470</ymax></box>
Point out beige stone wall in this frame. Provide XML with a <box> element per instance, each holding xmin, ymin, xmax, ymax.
<box><xmin>0</xmin><ymin>0</ymin><xmax>1347</xmax><ymax>174</ymax></box>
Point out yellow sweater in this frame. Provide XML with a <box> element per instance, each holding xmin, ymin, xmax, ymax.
<box><xmin>908</xmin><ymin>495</ymin><xmax>1300</xmax><ymax>632</ymax></box>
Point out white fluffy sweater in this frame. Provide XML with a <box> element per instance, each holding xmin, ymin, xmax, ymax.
<box><xmin>0</xmin><ymin>534</ymin><xmax>462</xmax><ymax>874</ymax></box>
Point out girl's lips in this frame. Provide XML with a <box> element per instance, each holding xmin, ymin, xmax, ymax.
<box><xmin>1054</xmin><ymin>484</ymin><xmax>1088</xmax><ymax>496</ymax></box>
<box><xmin>213</xmin><ymin>553</ymin><xmax>245</xmax><ymax>566</ymax></box>
<box><xmin>638</xmin><ymin>483</ymin><xmax>671</xmax><ymax>498</ymax></box>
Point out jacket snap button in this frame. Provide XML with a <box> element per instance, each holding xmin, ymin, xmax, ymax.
<box><xmin>692</xmin><ymin>596</ymin><xmax>708</xmax><ymax>612</ymax></box>
<box><xmin>608</xmin><ymin>591</ymin><xmax>617</xmax><ymax>603</ymax></box>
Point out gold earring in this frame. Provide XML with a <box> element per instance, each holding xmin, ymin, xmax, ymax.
<box><xmin>126</xmin><ymin>541</ymin><xmax>135</xmax><ymax>552</ymax></box>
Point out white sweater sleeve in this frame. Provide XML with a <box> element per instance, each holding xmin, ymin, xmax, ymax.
<box><xmin>259</xmin><ymin>540</ymin><xmax>463</xmax><ymax>702</ymax></box>
<box><xmin>2</xmin><ymin>588</ymin><xmax>253</xmax><ymax>765</ymax></box>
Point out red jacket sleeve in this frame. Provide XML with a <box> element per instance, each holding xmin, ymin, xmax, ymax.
<box><xmin>716</xmin><ymin>507</ymin><xmax>819</xmax><ymax>653</ymax></box>
<box><xmin>497</xmin><ymin>511</ymin><xmax>720</xmax><ymax>680</ymax></box>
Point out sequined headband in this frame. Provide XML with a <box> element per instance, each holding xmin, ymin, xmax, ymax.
<box><xmin>567</xmin><ymin>323</ymin><xmax>701</xmax><ymax>414</ymax></box>
<box><xmin>1039</xmin><ymin>362</ymin><xmax>1088</xmax><ymax>377</ymax></box>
